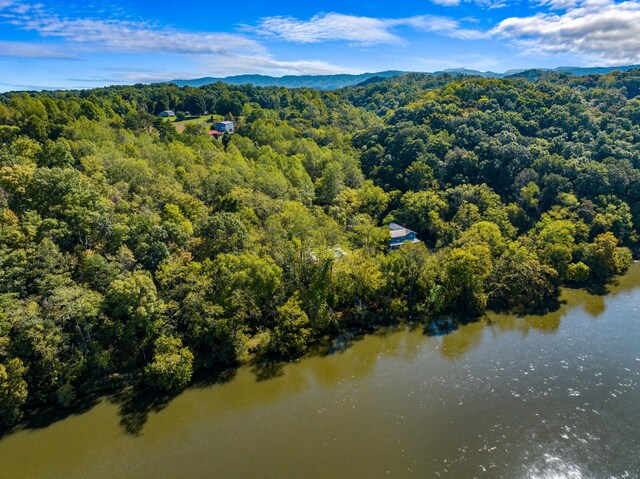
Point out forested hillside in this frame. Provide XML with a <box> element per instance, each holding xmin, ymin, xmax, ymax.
<box><xmin>170</xmin><ymin>71</ymin><xmax>406</xmax><ymax>89</ymax></box>
<box><xmin>169</xmin><ymin>65</ymin><xmax>640</xmax><ymax>90</ymax></box>
<box><xmin>1</xmin><ymin>71</ymin><xmax>639</xmax><ymax>426</ymax></box>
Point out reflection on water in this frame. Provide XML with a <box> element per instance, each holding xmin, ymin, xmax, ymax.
<box><xmin>1</xmin><ymin>264</ymin><xmax>640</xmax><ymax>479</ymax></box>
<box><xmin>440</xmin><ymin>320</ymin><xmax>485</xmax><ymax>360</ymax></box>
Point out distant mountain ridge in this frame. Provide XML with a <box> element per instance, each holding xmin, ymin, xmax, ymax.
<box><xmin>170</xmin><ymin>65</ymin><xmax>640</xmax><ymax>90</ymax></box>
<box><xmin>170</xmin><ymin>71</ymin><xmax>407</xmax><ymax>90</ymax></box>
<box><xmin>434</xmin><ymin>65</ymin><xmax>640</xmax><ymax>78</ymax></box>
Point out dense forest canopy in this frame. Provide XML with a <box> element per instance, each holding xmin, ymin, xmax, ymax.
<box><xmin>1</xmin><ymin>70</ymin><xmax>639</xmax><ymax>426</ymax></box>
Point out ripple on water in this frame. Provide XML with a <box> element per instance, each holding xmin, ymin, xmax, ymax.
<box><xmin>526</xmin><ymin>454</ymin><xmax>586</xmax><ymax>479</ymax></box>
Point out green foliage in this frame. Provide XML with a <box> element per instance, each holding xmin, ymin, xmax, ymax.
<box><xmin>144</xmin><ymin>336</ymin><xmax>194</xmax><ymax>391</ymax></box>
<box><xmin>198</xmin><ymin>212</ymin><xmax>247</xmax><ymax>258</ymax></box>
<box><xmin>268</xmin><ymin>293</ymin><xmax>312</xmax><ymax>358</ymax></box>
<box><xmin>331</xmin><ymin>250</ymin><xmax>385</xmax><ymax>321</ymax></box>
<box><xmin>0</xmin><ymin>71</ymin><xmax>638</xmax><ymax>423</ymax></box>
<box><xmin>585</xmin><ymin>233</ymin><xmax>632</xmax><ymax>280</ymax></box>
<box><xmin>442</xmin><ymin>245</ymin><xmax>492</xmax><ymax>314</ymax></box>
<box><xmin>488</xmin><ymin>243</ymin><xmax>557</xmax><ymax>310</ymax></box>
<box><xmin>566</xmin><ymin>262</ymin><xmax>590</xmax><ymax>283</ymax></box>
<box><xmin>106</xmin><ymin>272</ymin><xmax>163</xmax><ymax>365</ymax></box>
<box><xmin>350</xmin><ymin>214</ymin><xmax>389</xmax><ymax>254</ymax></box>
<box><xmin>0</xmin><ymin>358</ymin><xmax>28</xmax><ymax>426</ymax></box>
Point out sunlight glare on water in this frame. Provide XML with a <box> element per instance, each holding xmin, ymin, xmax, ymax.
<box><xmin>526</xmin><ymin>455</ymin><xmax>585</xmax><ymax>479</ymax></box>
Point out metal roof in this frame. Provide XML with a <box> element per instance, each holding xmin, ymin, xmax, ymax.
<box><xmin>388</xmin><ymin>222</ymin><xmax>416</xmax><ymax>238</ymax></box>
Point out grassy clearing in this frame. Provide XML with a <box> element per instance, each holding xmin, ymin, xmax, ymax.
<box><xmin>171</xmin><ymin>116</ymin><xmax>210</xmax><ymax>133</ymax></box>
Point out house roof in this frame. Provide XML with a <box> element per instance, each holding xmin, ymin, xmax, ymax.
<box><xmin>388</xmin><ymin>222</ymin><xmax>416</xmax><ymax>238</ymax></box>
<box><xmin>219</xmin><ymin>121</ymin><xmax>234</xmax><ymax>125</ymax></box>
<box><xmin>390</xmin><ymin>229</ymin><xmax>411</xmax><ymax>239</ymax></box>
<box><xmin>209</xmin><ymin>130</ymin><xmax>223</xmax><ymax>135</ymax></box>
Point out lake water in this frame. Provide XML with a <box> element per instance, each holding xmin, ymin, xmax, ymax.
<box><xmin>2</xmin><ymin>264</ymin><xmax>640</xmax><ymax>479</ymax></box>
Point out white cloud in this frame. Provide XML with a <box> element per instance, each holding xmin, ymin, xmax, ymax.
<box><xmin>477</xmin><ymin>0</ymin><xmax>509</xmax><ymax>8</ymax></box>
<box><xmin>202</xmin><ymin>56</ymin><xmax>359</xmax><ymax>76</ymax></box>
<box><xmin>252</xmin><ymin>13</ymin><xmax>485</xmax><ymax>45</ymax></box>
<box><xmin>0</xmin><ymin>41</ymin><xmax>75</xmax><ymax>59</ymax></box>
<box><xmin>400</xmin><ymin>15</ymin><xmax>488</xmax><ymax>39</ymax></box>
<box><xmin>432</xmin><ymin>0</ymin><xmax>463</xmax><ymax>5</ymax></box>
<box><xmin>5</xmin><ymin>5</ymin><xmax>263</xmax><ymax>57</ymax></box>
<box><xmin>532</xmin><ymin>0</ymin><xmax>612</xmax><ymax>10</ymax></box>
<box><xmin>492</xmin><ymin>0</ymin><xmax>640</xmax><ymax>64</ymax></box>
<box><xmin>253</xmin><ymin>13</ymin><xmax>403</xmax><ymax>45</ymax></box>
<box><xmin>430</xmin><ymin>0</ymin><xmax>508</xmax><ymax>8</ymax></box>
<box><xmin>0</xmin><ymin>2</ymin><xmax>357</xmax><ymax>77</ymax></box>
<box><xmin>533</xmin><ymin>0</ymin><xmax>580</xmax><ymax>10</ymax></box>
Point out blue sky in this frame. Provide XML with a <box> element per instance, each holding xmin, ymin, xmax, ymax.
<box><xmin>1</xmin><ymin>0</ymin><xmax>639</xmax><ymax>91</ymax></box>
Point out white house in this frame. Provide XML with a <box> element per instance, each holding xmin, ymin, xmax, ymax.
<box><xmin>158</xmin><ymin>110</ymin><xmax>175</xmax><ymax>118</ymax></box>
